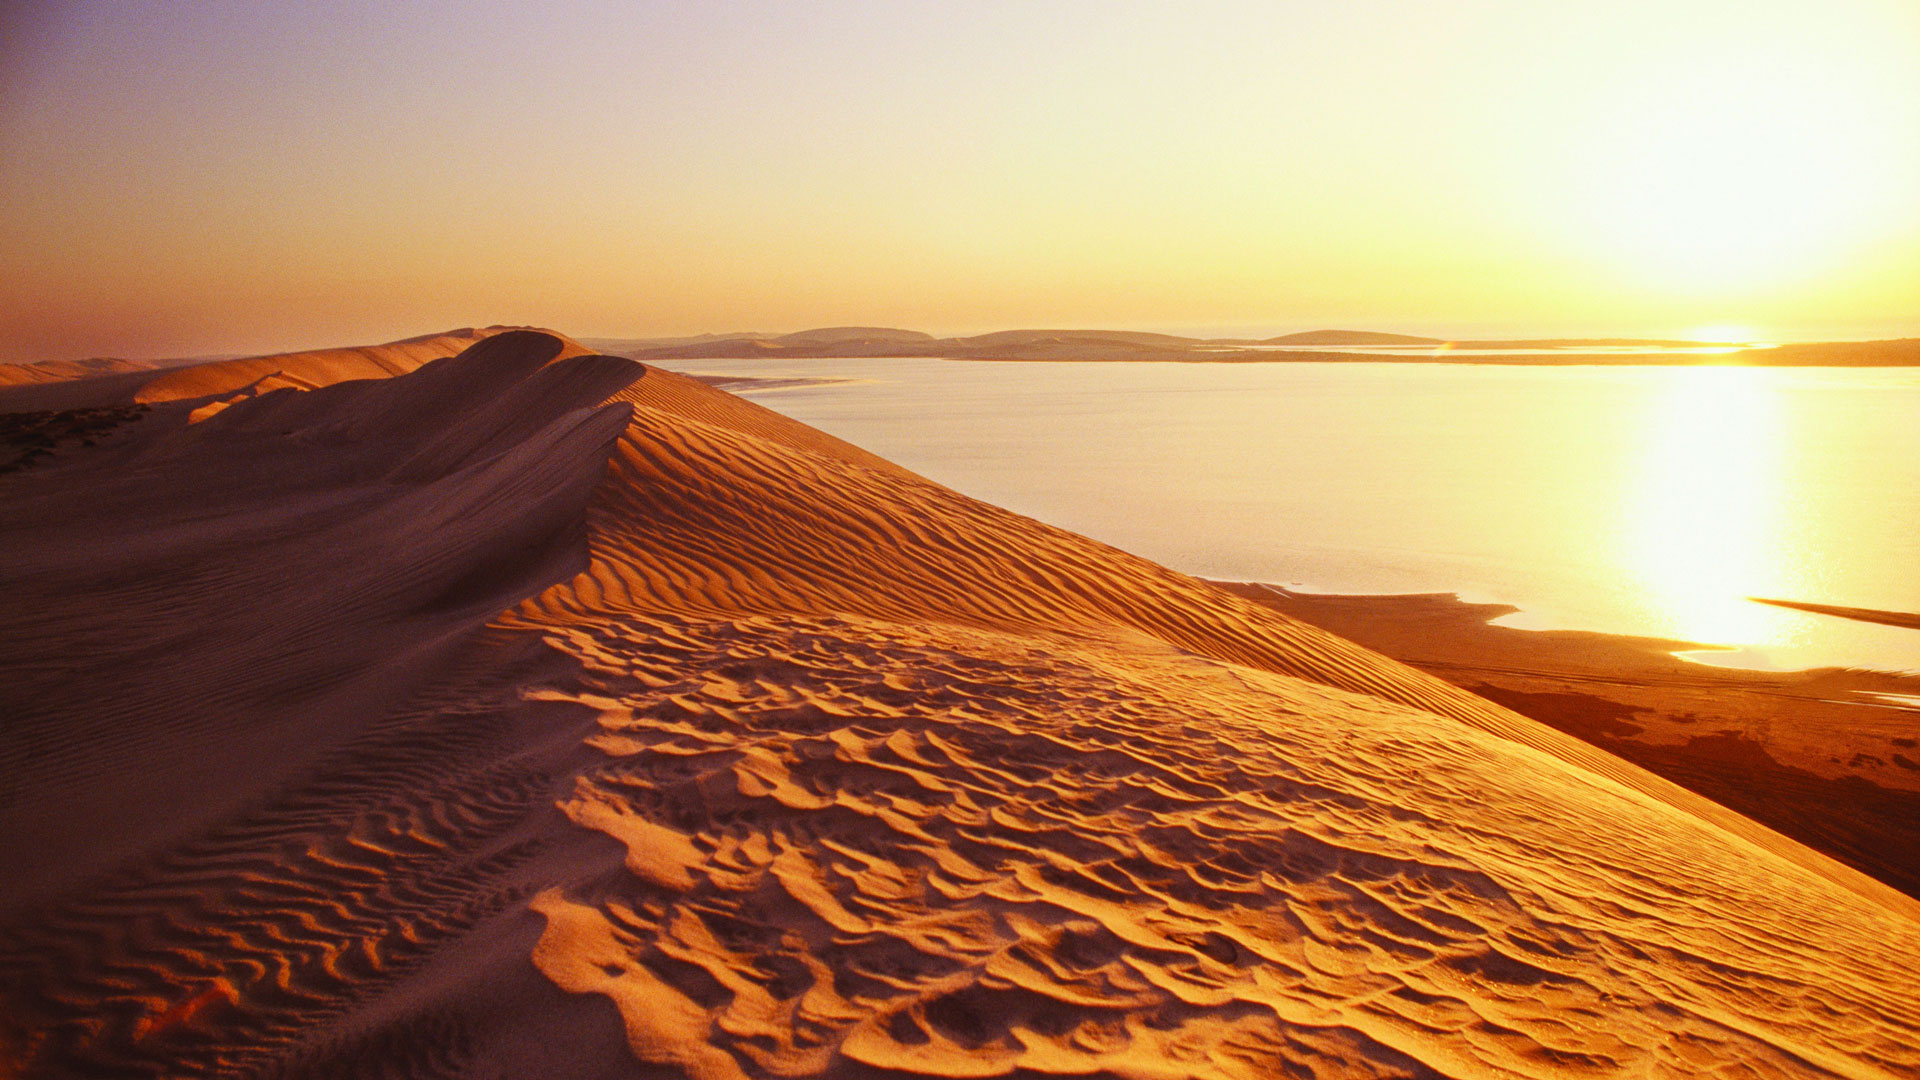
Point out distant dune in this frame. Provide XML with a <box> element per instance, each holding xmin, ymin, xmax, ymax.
<box><xmin>0</xmin><ymin>356</ymin><xmax>154</xmax><ymax>384</ymax></box>
<box><xmin>620</xmin><ymin>327</ymin><xmax>1920</xmax><ymax>365</ymax></box>
<box><xmin>0</xmin><ymin>358</ymin><xmax>157</xmax><ymax>412</ymax></box>
<box><xmin>0</xmin><ymin>326</ymin><xmax>545</xmax><ymax>413</ymax></box>
<box><xmin>3</xmin><ymin>331</ymin><xmax>1917</xmax><ymax>1077</ymax></box>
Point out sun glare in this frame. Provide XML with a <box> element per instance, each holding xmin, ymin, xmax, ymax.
<box><xmin>1685</xmin><ymin>324</ymin><xmax>1758</xmax><ymax>344</ymax></box>
<box><xmin>1625</xmin><ymin>367</ymin><xmax>1810</xmax><ymax>658</ymax></box>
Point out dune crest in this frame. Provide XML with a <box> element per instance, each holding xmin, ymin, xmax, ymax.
<box><xmin>0</xmin><ymin>325</ymin><xmax>575</xmax><ymax>413</ymax></box>
<box><xmin>0</xmin><ymin>330</ymin><xmax>641</xmax><ymax>906</ymax></box>
<box><xmin>2</xmin><ymin>332</ymin><xmax>1917</xmax><ymax>1077</ymax></box>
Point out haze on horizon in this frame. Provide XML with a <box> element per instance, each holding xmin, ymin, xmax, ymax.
<box><xmin>3</xmin><ymin>0</ymin><xmax>1917</xmax><ymax>364</ymax></box>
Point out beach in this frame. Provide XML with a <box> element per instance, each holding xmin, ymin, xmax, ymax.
<box><xmin>1221</xmin><ymin>584</ymin><xmax>1920</xmax><ymax>900</ymax></box>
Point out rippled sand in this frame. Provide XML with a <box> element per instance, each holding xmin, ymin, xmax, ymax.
<box><xmin>2</xmin><ymin>330</ymin><xmax>1915</xmax><ymax>1077</ymax></box>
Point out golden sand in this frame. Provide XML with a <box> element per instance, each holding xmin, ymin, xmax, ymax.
<box><xmin>1</xmin><ymin>331</ymin><xmax>1914</xmax><ymax>1077</ymax></box>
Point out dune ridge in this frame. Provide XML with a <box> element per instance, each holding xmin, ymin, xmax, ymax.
<box><xmin>0</xmin><ymin>326</ymin><xmax>567</xmax><ymax>414</ymax></box>
<box><xmin>0</xmin><ymin>332</ymin><xmax>638</xmax><ymax>906</ymax></box>
<box><xmin>0</xmin><ymin>357</ymin><xmax>152</xmax><ymax>386</ymax></box>
<box><xmin>2</xmin><ymin>331</ymin><xmax>1917</xmax><ymax>1077</ymax></box>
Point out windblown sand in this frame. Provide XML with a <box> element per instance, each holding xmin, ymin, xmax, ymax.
<box><xmin>1220</xmin><ymin>585</ymin><xmax>1920</xmax><ymax>903</ymax></box>
<box><xmin>2</xmin><ymin>331</ymin><xmax>1916</xmax><ymax>1078</ymax></box>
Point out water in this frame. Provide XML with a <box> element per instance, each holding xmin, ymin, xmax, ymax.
<box><xmin>659</xmin><ymin>356</ymin><xmax>1920</xmax><ymax>673</ymax></box>
<box><xmin>1221</xmin><ymin>344</ymin><xmax>1755</xmax><ymax>356</ymax></box>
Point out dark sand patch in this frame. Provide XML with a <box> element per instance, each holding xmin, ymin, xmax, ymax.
<box><xmin>1752</xmin><ymin>597</ymin><xmax>1920</xmax><ymax>632</ymax></box>
<box><xmin>1221</xmin><ymin>582</ymin><xmax>1920</xmax><ymax>900</ymax></box>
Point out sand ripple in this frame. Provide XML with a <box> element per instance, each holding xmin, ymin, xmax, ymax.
<box><xmin>523</xmin><ymin>611</ymin><xmax>1920</xmax><ymax>1078</ymax></box>
<box><xmin>4</xmin><ymin>332</ymin><xmax>1917</xmax><ymax>1078</ymax></box>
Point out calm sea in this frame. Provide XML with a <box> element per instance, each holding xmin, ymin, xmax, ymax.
<box><xmin>659</xmin><ymin>356</ymin><xmax>1920</xmax><ymax>673</ymax></box>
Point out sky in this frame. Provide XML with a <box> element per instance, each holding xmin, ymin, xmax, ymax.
<box><xmin>2</xmin><ymin>0</ymin><xmax>1918</xmax><ymax>362</ymax></box>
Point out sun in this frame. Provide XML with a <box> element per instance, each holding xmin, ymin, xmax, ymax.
<box><xmin>1565</xmin><ymin>53</ymin><xmax>1886</xmax><ymax>292</ymax></box>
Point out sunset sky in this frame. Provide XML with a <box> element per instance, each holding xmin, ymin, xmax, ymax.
<box><xmin>3</xmin><ymin>0</ymin><xmax>1917</xmax><ymax>362</ymax></box>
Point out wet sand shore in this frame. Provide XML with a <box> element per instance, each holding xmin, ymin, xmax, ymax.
<box><xmin>1221</xmin><ymin>583</ymin><xmax>1920</xmax><ymax>900</ymax></box>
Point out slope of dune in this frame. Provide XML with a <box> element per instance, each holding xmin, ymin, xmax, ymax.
<box><xmin>0</xmin><ymin>357</ymin><xmax>153</xmax><ymax>385</ymax></box>
<box><xmin>0</xmin><ymin>326</ymin><xmax>566</xmax><ymax>414</ymax></box>
<box><xmin>3</xmin><ymin>331</ymin><xmax>1918</xmax><ymax>1078</ymax></box>
<box><xmin>0</xmin><ymin>332</ymin><xmax>641</xmax><ymax>909</ymax></box>
<box><xmin>0</xmin><ymin>359</ymin><xmax>161</xmax><ymax>413</ymax></box>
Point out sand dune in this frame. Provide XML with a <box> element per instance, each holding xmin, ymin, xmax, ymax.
<box><xmin>0</xmin><ymin>357</ymin><xmax>153</xmax><ymax>386</ymax></box>
<box><xmin>3</xmin><ymin>331</ymin><xmax>1918</xmax><ymax>1077</ymax></box>
<box><xmin>0</xmin><ymin>326</ymin><xmax>562</xmax><ymax>414</ymax></box>
<box><xmin>0</xmin><ymin>331</ymin><xmax>639</xmax><ymax>908</ymax></box>
<box><xmin>1221</xmin><ymin>586</ymin><xmax>1920</xmax><ymax>901</ymax></box>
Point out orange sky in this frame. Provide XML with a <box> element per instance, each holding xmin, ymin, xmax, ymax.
<box><xmin>3</xmin><ymin>0</ymin><xmax>1917</xmax><ymax>362</ymax></box>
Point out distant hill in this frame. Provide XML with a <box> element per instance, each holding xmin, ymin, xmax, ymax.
<box><xmin>1754</xmin><ymin>339</ymin><xmax>1920</xmax><ymax>366</ymax></box>
<box><xmin>619</xmin><ymin>328</ymin><xmax>1920</xmax><ymax>367</ymax></box>
<box><xmin>774</xmin><ymin>327</ymin><xmax>936</xmax><ymax>347</ymax></box>
<box><xmin>0</xmin><ymin>327</ymin><xmax>550</xmax><ymax>413</ymax></box>
<box><xmin>578</xmin><ymin>333</ymin><xmax>772</xmax><ymax>353</ymax></box>
<box><xmin>1262</xmin><ymin>330</ymin><xmax>1441</xmax><ymax>346</ymax></box>
<box><xmin>624</xmin><ymin>327</ymin><xmax>1203</xmax><ymax>362</ymax></box>
<box><xmin>957</xmin><ymin>329</ymin><xmax>1199</xmax><ymax>349</ymax></box>
<box><xmin>1442</xmin><ymin>338</ymin><xmax>1724</xmax><ymax>349</ymax></box>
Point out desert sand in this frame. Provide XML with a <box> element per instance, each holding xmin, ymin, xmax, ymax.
<box><xmin>3</xmin><ymin>330</ymin><xmax>1918</xmax><ymax>1078</ymax></box>
<box><xmin>1222</xmin><ymin>585</ymin><xmax>1920</xmax><ymax>903</ymax></box>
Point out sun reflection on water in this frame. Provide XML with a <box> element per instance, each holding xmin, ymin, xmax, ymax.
<box><xmin>1627</xmin><ymin>367</ymin><xmax>1807</xmax><ymax>656</ymax></box>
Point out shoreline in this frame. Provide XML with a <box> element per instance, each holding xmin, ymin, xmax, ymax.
<box><xmin>921</xmin><ymin>351</ymin><xmax>1920</xmax><ymax>367</ymax></box>
<box><xmin>1215</xmin><ymin>579</ymin><xmax>1920</xmax><ymax>678</ymax></box>
<box><xmin>622</xmin><ymin>333</ymin><xmax>1920</xmax><ymax>368</ymax></box>
<box><xmin>1218</xmin><ymin>581</ymin><xmax>1920</xmax><ymax>899</ymax></box>
<box><xmin>687</xmin><ymin>372</ymin><xmax>859</xmax><ymax>393</ymax></box>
